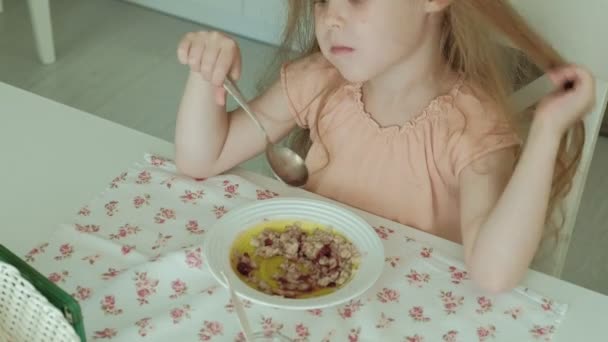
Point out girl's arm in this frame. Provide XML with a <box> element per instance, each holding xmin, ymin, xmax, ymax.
<box><xmin>460</xmin><ymin>66</ymin><xmax>595</xmax><ymax>293</ymax></box>
<box><xmin>174</xmin><ymin>31</ymin><xmax>295</xmax><ymax>178</ymax></box>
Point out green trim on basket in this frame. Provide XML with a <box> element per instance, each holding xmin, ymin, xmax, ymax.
<box><xmin>0</xmin><ymin>244</ymin><xmax>86</xmax><ymax>341</ymax></box>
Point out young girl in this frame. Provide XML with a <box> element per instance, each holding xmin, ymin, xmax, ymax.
<box><xmin>174</xmin><ymin>0</ymin><xmax>595</xmax><ymax>293</ymax></box>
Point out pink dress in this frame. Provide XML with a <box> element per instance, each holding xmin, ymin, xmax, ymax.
<box><xmin>281</xmin><ymin>53</ymin><xmax>521</xmax><ymax>242</ymax></box>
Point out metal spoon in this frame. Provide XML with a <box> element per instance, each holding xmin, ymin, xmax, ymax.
<box><xmin>223</xmin><ymin>78</ymin><xmax>309</xmax><ymax>187</ymax></box>
<box><xmin>221</xmin><ymin>272</ymin><xmax>254</xmax><ymax>341</ymax></box>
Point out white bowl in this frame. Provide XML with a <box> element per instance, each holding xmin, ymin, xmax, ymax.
<box><xmin>203</xmin><ymin>197</ymin><xmax>385</xmax><ymax>310</ymax></box>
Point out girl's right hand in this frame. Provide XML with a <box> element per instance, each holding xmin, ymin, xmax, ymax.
<box><xmin>177</xmin><ymin>31</ymin><xmax>242</xmax><ymax>106</ymax></box>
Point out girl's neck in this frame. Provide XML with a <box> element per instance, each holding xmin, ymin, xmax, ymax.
<box><xmin>361</xmin><ymin>25</ymin><xmax>457</xmax><ymax>127</ymax></box>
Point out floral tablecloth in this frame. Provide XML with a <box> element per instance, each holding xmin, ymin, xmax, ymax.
<box><xmin>24</xmin><ymin>154</ymin><xmax>566</xmax><ymax>341</ymax></box>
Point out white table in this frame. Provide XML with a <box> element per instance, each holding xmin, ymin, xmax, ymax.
<box><xmin>1</xmin><ymin>82</ymin><xmax>607</xmax><ymax>341</ymax></box>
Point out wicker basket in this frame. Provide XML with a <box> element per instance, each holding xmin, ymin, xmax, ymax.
<box><xmin>0</xmin><ymin>262</ymin><xmax>80</xmax><ymax>342</ymax></box>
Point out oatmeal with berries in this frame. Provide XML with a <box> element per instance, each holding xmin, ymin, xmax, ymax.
<box><xmin>230</xmin><ymin>220</ymin><xmax>360</xmax><ymax>299</ymax></box>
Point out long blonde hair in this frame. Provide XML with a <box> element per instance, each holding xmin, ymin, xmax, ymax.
<box><xmin>263</xmin><ymin>0</ymin><xmax>584</xmax><ymax>237</ymax></box>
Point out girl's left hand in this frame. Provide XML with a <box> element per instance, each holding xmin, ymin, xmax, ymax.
<box><xmin>533</xmin><ymin>65</ymin><xmax>596</xmax><ymax>137</ymax></box>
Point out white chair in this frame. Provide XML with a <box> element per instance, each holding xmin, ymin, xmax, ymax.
<box><xmin>508</xmin><ymin>0</ymin><xmax>608</xmax><ymax>277</ymax></box>
<box><xmin>0</xmin><ymin>0</ymin><xmax>56</xmax><ymax>64</ymax></box>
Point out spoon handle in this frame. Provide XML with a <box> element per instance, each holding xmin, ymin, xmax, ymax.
<box><xmin>223</xmin><ymin>78</ymin><xmax>270</xmax><ymax>142</ymax></box>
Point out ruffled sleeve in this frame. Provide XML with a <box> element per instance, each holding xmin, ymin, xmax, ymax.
<box><xmin>447</xmin><ymin>86</ymin><xmax>522</xmax><ymax>177</ymax></box>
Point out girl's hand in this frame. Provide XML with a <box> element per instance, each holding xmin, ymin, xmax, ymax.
<box><xmin>533</xmin><ymin>65</ymin><xmax>595</xmax><ymax>138</ymax></box>
<box><xmin>177</xmin><ymin>31</ymin><xmax>242</xmax><ymax>106</ymax></box>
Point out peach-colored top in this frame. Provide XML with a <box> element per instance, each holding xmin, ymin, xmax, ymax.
<box><xmin>281</xmin><ymin>53</ymin><xmax>521</xmax><ymax>242</ymax></box>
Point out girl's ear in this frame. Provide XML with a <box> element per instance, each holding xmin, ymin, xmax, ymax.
<box><xmin>425</xmin><ymin>0</ymin><xmax>454</xmax><ymax>13</ymax></box>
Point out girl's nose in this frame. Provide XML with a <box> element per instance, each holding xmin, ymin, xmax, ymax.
<box><xmin>324</xmin><ymin>6</ymin><xmax>345</xmax><ymax>30</ymax></box>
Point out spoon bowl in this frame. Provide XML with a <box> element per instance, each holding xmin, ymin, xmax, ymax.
<box><xmin>265</xmin><ymin>144</ymin><xmax>308</xmax><ymax>187</ymax></box>
<box><xmin>223</xmin><ymin>78</ymin><xmax>309</xmax><ymax>187</ymax></box>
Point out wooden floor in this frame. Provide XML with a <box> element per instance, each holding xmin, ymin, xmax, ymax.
<box><xmin>1</xmin><ymin>0</ymin><xmax>606</xmax><ymax>295</ymax></box>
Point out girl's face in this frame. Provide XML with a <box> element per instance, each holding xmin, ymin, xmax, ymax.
<box><xmin>314</xmin><ymin>0</ymin><xmax>439</xmax><ymax>82</ymax></box>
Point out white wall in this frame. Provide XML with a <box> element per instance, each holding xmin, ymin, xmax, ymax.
<box><xmin>124</xmin><ymin>0</ymin><xmax>287</xmax><ymax>46</ymax></box>
<box><xmin>510</xmin><ymin>0</ymin><xmax>608</xmax><ymax>80</ymax></box>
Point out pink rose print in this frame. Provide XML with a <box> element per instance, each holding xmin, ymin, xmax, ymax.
<box><xmin>154</xmin><ymin>208</ymin><xmax>177</xmax><ymax>224</ymax></box>
<box><xmin>93</xmin><ymin>328</ymin><xmax>117</xmax><ymax>339</ymax></box>
<box><xmin>222</xmin><ymin>180</ymin><xmax>240</xmax><ymax>198</ymax></box>
<box><xmin>448</xmin><ymin>266</ymin><xmax>470</xmax><ymax>284</ymax></box>
<box><xmin>420</xmin><ymin>247</ymin><xmax>433</xmax><ymax>258</ymax></box>
<box><xmin>376</xmin><ymin>287</ymin><xmax>400</xmax><ymax>303</ymax></box>
<box><xmin>72</xmin><ymin>286</ymin><xmax>93</xmax><ymax>301</ymax></box>
<box><xmin>133</xmin><ymin>194</ymin><xmax>151</xmax><ymax>208</ymax></box>
<box><xmin>186</xmin><ymin>220</ymin><xmax>205</xmax><ymax>235</ymax></box>
<box><xmin>405</xmin><ymin>335</ymin><xmax>425</xmax><ymax>342</ymax></box>
<box><xmin>75</xmin><ymin>224</ymin><xmax>100</xmax><ymax>233</ymax></box>
<box><xmin>541</xmin><ymin>298</ymin><xmax>554</xmax><ymax>312</ymax></box>
<box><xmin>294</xmin><ymin>323</ymin><xmax>310</xmax><ymax>340</ymax></box>
<box><xmin>24</xmin><ymin>242</ymin><xmax>49</xmax><ymax>263</ymax></box>
<box><xmin>110</xmin><ymin>171</ymin><xmax>128</xmax><ymax>189</ymax></box>
<box><xmin>443</xmin><ymin>330</ymin><xmax>459</xmax><ymax>342</ymax></box>
<box><xmin>385</xmin><ymin>256</ymin><xmax>400</xmax><ymax>268</ymax></box>
<box><xmin>373</xmin><ymin>225</ymin><xmax>395</xmax><ymax>240</ymax></box>
<box><xmin>504</xmin><ymin>307</ymin><xmax>523</xmax><ymax>320</ymax></box>
<box><xmin>477</xmin><ymin>325</ymin><xmax>496</xmax><ymax>342</ymax></box>
<box><xmin>48</xmin><ymin>271</ymin><xmax>69</xmax><ymax>283</ymax></box>
<box><xmin>149</xmin><ymin>253</ymin><xmax>163</xmax><ymax>262</ymax></box>
<box><xmin>136</xmin><ymin>171</ymin><xmax>151</xmax><ymax>184</ymax></box>
<box><xmin>185</xmin><ymin>247</ymin><xmax>203</xmax><ymax>269</ymax></box>
<box><xmin>82</xmin><ymin>254</ymin><xmax>101</xmax><ymax>265</ymax></box>
<box><xmin>408</xmin><ymin>306</ymin><xmax>431</xmax><ymax>322</ymax></box>
<box><xmin>101</xmin><ymin>268</ymin><xmax>125</xmax><ymax>280</ymax></box>
<box><xmin>307</xmin><ymin>309</ymin><xmax>323</xmax><ymax>316</ymax></box>
<box><xmin>406</xmin><ymin>269</ymin><xmax>431</xmax><ymax>288</ymax></box>
<box><xmin>476</xmin><ymin>296</ymin><xmax>493</xmax><ymax>314</ymax></box>
<box><xmin>347</xmin><ymin>327</ymin><xmax>361</xmax><ymax>342</ymax></box>
<box><xmin>256</xmin><ymin>189</ymin><xmax>279</xmax><ymax>200</ymax></box>
<box><xmin>261</xmin><ymin>316</ymin><xmax>284</xmax><ymax>337</ymax></box>
<box><xmin>200</xmin><ymin>286</ymin><xmax>218</xmax><ymax>295</ymax></box>
<box><xmin>376</xmin><ymin>312</ymin><xmax>395</xmax><ymax>329</ymax></box>
<box><xmin>133</xmin><ymin>272</ymin><xmax>159</xmax><ymax>305</ymax></box>
<box><xmin>225</xmin><ymin>298</ymin><xmax>252</xmax><ymax>313</ymax></box>
<box><xmin>110</xmin><ymin>224</ymin><xmax>141</xmax><ymax>240</ymax></box>
<box><xmin>161</xmin><ymin>176</ymin><xmax>177</xmax><ymax>189</ymax></box>
<box><xmin>321</xmin><ymin>330</ymin><xmax>336</xmax><ymax>342</ymax></box>
<box><xmin>181</xmin><ymin>189</ymin><xmax>205</xmax><ymax>204</ymax></box>
<box><xmin>199</xmin><ymin>321</ymin><xmax>223</xmax><ymax>341</ymax></box>
<box><xmin>530</xmin><ymin>325</ymin><xmax>555</xmax><ymax>340</ymax></box>
<box><xmin>151</xmin><ymin>232</ymin><xmax>173</xmax><ymax>250</ymax></box>
<box><xmin>212</xmin><ymin>205</ymin><xmax>228</xmax><ymax>219</ymax></box>
<box><xmin>104</xmin><ymin>201</ymin><xmax>119</xmax><ymax>216</ymax></box>
<box><xmin>121</xmin><ymin>245</ymin><xmax>136</xmax><ymax>255</ymax></box>
<box><xmin>170</xmin><ymin>279</ymin><xmax>189</xmax><ymax>299</ymax></box>
<box><xmin>170</xmin><ymin>304</ymin><xmax>192</xmax><ymax>324</ymax></box>
<box><xmin>149</xmin><ymin>155</ymin><xmax>169</xmax><ymax>166</ymax></box>
<box><xmin>78</xmin><ymin>206</ymin><xmax>91</xmax><ymax>216</ymax></box>
<box><xmin>135</xmin><ymin>317</ymin><xmax>154</xmax><ymax>337</ymax></box>
<box><xmin>440</xmin><ymin>291</ymin><xmax>464</xmax><ymax>315</ymax></box>
<box><xmin>338</xmin><ymin>299</ymin><xmax>363</xmax><ymax>319</ymax></box>
<box><xmin>235</xmin><ymin>332</ymin><xmax>247</xmax><ymax>342</ymax></box>
<box><xmin>100</xmin><ymin>295</ymin><xmax>123</xmax><ymax>315</ymax></box>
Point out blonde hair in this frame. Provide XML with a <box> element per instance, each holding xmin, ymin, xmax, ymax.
<box><xmin>263</xmin><ymin>0</ymin><xmax>584</xmax><ymax>239</ymax></box>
